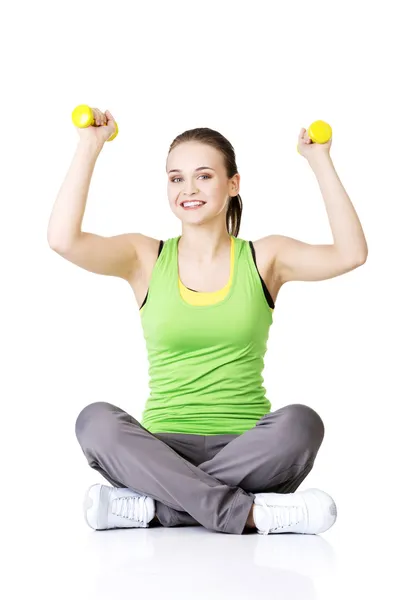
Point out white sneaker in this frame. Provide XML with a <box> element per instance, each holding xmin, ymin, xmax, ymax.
<box><xmin>253</xmin><ymin>488</ymin><xmax>337</xmax><ymax>535</ymax></box>
<box><xmin>83</xmin><ymin>484</ymin><xmax>156</xmax><ymax>530</ymax></box>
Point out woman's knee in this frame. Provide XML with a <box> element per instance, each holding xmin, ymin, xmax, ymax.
<box><xmin>75</xmin><ymin>401</ymin><xmax>118</xmax><ymax>448</ymax></box>
<box><xmin>280</xmin><ymin>403</ymin><xmax>325</xmax><ymax>451</ymax></box>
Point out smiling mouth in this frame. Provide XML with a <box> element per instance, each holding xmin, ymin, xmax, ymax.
<box><xmin>180</xmin><ymin>200</ymin><xmax>206</xmax><ymax>208</ymax></box>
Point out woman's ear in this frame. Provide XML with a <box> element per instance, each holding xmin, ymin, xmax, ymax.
<box><xmin>230</xmin><ymin>173</ymin><xmax>240</xmax><ymax>196</ymax></box>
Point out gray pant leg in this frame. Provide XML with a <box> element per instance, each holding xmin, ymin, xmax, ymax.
<box><xmin>165</xmin><ymin>404</ymin><xmax>325</xmax><ymax>527</ymax></box>
<box><xmin>75</xmin><ymin>402</ymin><xmax>254</xmax><ymax>535</ymax></box>
<box><xmin>203</xmin><ymin>404</ymin><xmax>324</xmax><ymax>491</ymax></box>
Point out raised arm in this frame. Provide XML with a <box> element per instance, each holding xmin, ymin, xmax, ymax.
<box><xmin>47</xmin><ymin>111</ymin><xmax>145</xmax><ymax>281</ymax></box>
<box><xmin>255</xmin><ymin>129</ymin><xmax>368</xmax><ymax>284</ymax></box>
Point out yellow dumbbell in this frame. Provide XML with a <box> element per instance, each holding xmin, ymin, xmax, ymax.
<box><xmin>297</xmin><ymin>120</ymin><xmax>332</xmax><ymax>152</ymax></box>
<box><xmin>71</xmin><ymin>104</ymin><xmax>118</xmax><ymax>141</ymax></box>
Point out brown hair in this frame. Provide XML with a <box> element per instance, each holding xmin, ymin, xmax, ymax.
<box><xmin>168</xmin><ymin>127</ymin><xmax>243</xmax><ymax>237</ymax></box>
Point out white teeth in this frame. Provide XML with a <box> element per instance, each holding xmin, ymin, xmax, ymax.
<box><xmin>182</xmin><ymin>201</ymin><xmax>204</xmax><ymax>207</ymax></box>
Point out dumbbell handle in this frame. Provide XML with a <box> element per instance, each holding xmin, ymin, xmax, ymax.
<box><xmin>71</xmin><ymin>105</ymin><xmax>118</xmax><ymax>142</ymax></box>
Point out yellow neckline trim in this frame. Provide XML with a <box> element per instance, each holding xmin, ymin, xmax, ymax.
<box><xmin>178</xmin><ymin>236</ymin><xmax>234</xmax><ymax>304</ymax></box>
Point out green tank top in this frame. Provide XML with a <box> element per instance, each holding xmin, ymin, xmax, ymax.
<box><xmin>140</xmin><ymin>235</ymin><xmax>273</xmax><ymax>435</ymax></box>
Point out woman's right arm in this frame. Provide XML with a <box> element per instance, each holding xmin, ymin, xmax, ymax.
<box><xmin>47</xmin><ymin>113</ymin><xmax>143</xmax><ymax>281</ymax></box>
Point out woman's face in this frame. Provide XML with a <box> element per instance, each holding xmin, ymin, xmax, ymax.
<box><xmin>166</xmin><ymin>142</ymin><xmax>239</xmax><ymax>226</ymax></box>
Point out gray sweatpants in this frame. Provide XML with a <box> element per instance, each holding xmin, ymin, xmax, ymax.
<box><xmin>75</xmin><ymin>402</ymin><xmax>324</xmax><ymax>535</ymax></box>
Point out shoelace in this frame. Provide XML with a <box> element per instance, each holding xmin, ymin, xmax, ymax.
<box><xmin>111</xmin><ymin>496</ymin><xmax>147</xmax><ymax>523</ymax></box>
<box><xmin>261</xmin><ymin>501</ymin><xmax>307</xmax><ymax>532</ymax></box>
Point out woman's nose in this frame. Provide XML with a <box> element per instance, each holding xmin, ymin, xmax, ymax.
<box><xmin>184</xmin><ymin>183</ymin><xmax>199</xmax><ymax>195</ymax></box>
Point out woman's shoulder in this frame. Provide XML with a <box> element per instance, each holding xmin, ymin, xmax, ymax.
<box><xmin>133</xmin><ymin>232</ymin><xmax>177</xmax><ymax>247</ymax></box>
<box><xmin>133</xmin><ymin>233</ymin><xmax>178</xmax><ymax>264</ymax></box>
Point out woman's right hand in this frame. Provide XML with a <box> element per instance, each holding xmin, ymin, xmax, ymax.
<box><xmin>76</xmin><ymin>108</ymin><xmax>117</xmax><ymax>146</ymax></box>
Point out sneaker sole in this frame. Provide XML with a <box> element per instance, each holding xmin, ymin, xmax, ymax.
<box><xmin>301</xmin><ymin>488</ymin><xmax>337</xmax><ymax>534</ymax></box>
<box><xmin>84</xmin><ymin>484</ymin><xmax>107</xmax><ymax>530</ymax></box>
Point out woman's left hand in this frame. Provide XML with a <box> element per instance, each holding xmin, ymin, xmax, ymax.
<box><xmin>297</xmin><ymin>127</ymin><xmax>332</xmax><ymax>161</ymax></box>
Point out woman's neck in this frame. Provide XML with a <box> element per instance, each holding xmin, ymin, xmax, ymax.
<box><xmin>178</xmin><ymin>227</ymin><xmax>232</xmax><ymax>262</ymax></box>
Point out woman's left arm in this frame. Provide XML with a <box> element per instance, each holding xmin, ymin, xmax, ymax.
<box><xmin>258</xmin><ymin>128</ymin><xmax>368</xmax><ymax>284</ymax></box>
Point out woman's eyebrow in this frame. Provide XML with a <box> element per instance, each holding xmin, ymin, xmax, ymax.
<box><xmin>168</xmin><ymin>166</ymin><xmax>216</xmax><ymax>174</ymax></box>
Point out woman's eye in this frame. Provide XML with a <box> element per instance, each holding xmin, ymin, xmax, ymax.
<box><xmin>171</xmin><ymin>174</ymin><xmax>210</xmax><ymax>183</ymax></box>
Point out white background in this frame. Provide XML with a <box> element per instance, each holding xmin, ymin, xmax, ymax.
<box><xmin>1</xmin><ymin>0</ymin><xmax>399</xmax><ymax>598</ymax></box>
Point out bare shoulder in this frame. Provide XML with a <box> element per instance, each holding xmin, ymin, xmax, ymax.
<box><xmin>251</xmin><ymin>235</ymin><xmax>286</xmax><ymax>302</ymax></box>
<box><xmin>126</xmin><ymin>233</ymin><xmax>163</xmax><ymax>306</ymax></box>
<box><xmin>131</xmin><ymin>232</ymin><xmax>162</xmax><ymax>260</ymax></box>
<box><xmin>252</xmin><ymin>235</ymin><xmax>283</xmax><ymax>275</ymax></box>
<box><xmin>252</xmin><ymin>233</ymin><xmax>365</xmax><ymax>284</ymax></box>
<box><xmin>128</xmin><ymin>232</ymin><xmax>162</xmax><ymax>276</ymax></box>
<box><xmin>49</xmin><ymin>229</ymin><xmax>162</xmax><ymax>282</ymax></box>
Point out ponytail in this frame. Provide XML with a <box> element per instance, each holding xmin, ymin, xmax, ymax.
<box><xmin>226</xmin><ymin>194</ymin><xmax>243</xmax><ymax>237</ymax></box>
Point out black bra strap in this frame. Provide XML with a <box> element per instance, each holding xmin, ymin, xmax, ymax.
<box><xmin>139</xmin><ymin>241</ymin><xmax>163</xmax><ymax>310</ymax></box>
<box><xmin>249</xmin><ymin>241</ymin><xmax>275</xmax><ymax>309</ymax></box>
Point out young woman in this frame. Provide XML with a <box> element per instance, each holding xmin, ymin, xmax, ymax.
<box><xmin>48</xmin><ymin>109</ymin><xmax>367</xmax><ymax>536</ymax></box>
